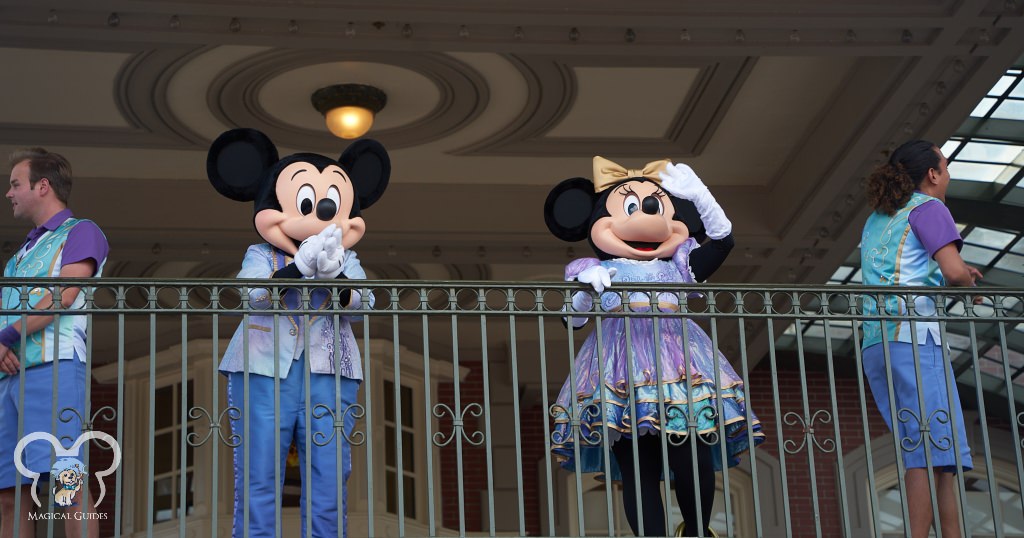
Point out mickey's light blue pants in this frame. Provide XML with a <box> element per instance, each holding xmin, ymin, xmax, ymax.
<box><xmin>227</xmin><ymin>354</ymin><xmax>358</xmax><ymax>538</ymax></box>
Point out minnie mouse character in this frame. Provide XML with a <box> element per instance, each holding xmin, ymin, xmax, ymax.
<box><xmin>207</xmin><ymin>128</ymin><xmax>389</xmax><ymax>538</ymax></box>
<box><xmin>546</xmin><ymin>157</ymin><xmax>764</xmax><ymax>537</ymax></box>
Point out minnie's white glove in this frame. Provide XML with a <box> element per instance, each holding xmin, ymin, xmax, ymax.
<box><xmin>577</xmin><ymin>265</ymin><xmax>617</xmax><ymax>293</ymax></box>
<box><xmin>660</xmin><ymin>163</ymin><xmax>732</xmax><ymax>240</ymax></box>
<box><xmin>565</xmin><ymin>266</ymin><xmax>617</xmax><ymax>328</ymax></box>
<box><xmin>315</xmin><ymin>224</ymin><xmax>345</xmax><ymax>279</ymax></box>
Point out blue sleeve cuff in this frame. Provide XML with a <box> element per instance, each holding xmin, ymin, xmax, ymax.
<box><xmin>0</xmin><ymin>326</ymin><xmax>20</xmax><ymax>348</ymax></box>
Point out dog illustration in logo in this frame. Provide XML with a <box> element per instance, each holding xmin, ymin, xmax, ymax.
<box><xmin>51</xmin><ymin>458</ymin><xmax>86</xmax><ymax>507</ymax></box>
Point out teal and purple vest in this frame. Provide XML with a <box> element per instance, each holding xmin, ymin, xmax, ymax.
<box><xmin>860</xmin><ymin>192</ymin><xmax>946</xmax><ymax>349</ymax></box>
<box><xmin>1</xmin><ymin>218</ymin><xmax>105</xmax><ymax>376</ymax></box>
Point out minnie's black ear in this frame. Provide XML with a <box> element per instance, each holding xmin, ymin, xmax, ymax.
<box><xmin>671</xmin><ymin>197</ymin><xmax>707</xmax><ymax>243</ymax></box>
<box><xmin>339</xmin><ymin>139</ymin><xmax>390</xmax><ymax>210</ymax></box>
<box><xmin>207</xmin><ymin>129</ymin><xmax>279</xmax><ymax>202</ymax></box>
<box><xmin>544</xmin><ymin>177</ymin><xmax>597</xmax><ymax>242</ymax></box>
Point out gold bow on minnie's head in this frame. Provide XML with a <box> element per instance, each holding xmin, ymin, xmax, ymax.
<box><xmin>592</xmin><ymin>156</ymin><xmax>671</xmax><ymax>193</ymax></box>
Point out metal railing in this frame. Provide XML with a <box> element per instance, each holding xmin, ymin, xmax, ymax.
<box><xmin>1</xmin><ymin>278</ymin><xmax>1023</xmax><ymax>538</ymax></box>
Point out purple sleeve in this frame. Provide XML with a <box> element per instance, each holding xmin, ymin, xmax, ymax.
<box><xmin>908</xmin><ymin>200</ymin><xmax>963</xmax><ymax>259</ymax></box>
<box><xmin>671</xmin><ymin>238</ymin><xmax>700</xmax><ymax>279</ymax></box>
<box><xmin>62</xmin><ymin>220</ymin><xmax>109</xmax><ymax>275</ymax></box>
<box><xmin>565</xmin><ymin>258</ymin><xmax>601</xmax><ymax>281</ymax></box>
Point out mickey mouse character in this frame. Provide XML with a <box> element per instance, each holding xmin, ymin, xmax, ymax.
<box><xmin>207</xmin><ymin>128</ymin><xmax>389</xmax><ymax>538</ymax></box>
<box><xmin>546</xmin><ymin>157</ymin><xmax>764</xmax><ymax>537</ymax></box>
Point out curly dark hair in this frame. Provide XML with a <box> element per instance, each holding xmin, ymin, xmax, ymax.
<box><xmin>865</xmin><ymin>140</ymin><xmax>940</xmax><ymax>216</ymax></box>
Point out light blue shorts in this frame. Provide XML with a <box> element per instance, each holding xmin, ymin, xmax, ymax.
<box><xmin>863</xmin><ymin>335</ymin><xmax>972</xmax><ymax>472</ymax></box>
<box><xmin>0</xmin><ymin>359</ymin><xmax>88</xmax><ymax>489</ymax></box>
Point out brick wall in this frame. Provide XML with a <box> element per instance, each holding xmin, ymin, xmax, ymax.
<box><xmin>87</xmin><ymin>376</ymin><xmax>120</xmax><ymax>538</ymax></box>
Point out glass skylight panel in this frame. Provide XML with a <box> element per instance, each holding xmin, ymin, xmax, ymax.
<box><xmin>942</xmin><ymin>139</ymin><xmax>963</xmax><ymax>156</ymax></box>
<box><xmin>970</xmin><ymin>98</ymin><xmax>998</xmax><ymax>117</ymax></box>
<box><xmin>946</xmin><ymin>332</ymin><xmax>972</xmax><ymax>350</ymax></box>
<box><xmin>1010</xmin><ymin>78</ymin><xmax>1024</xmax><ymax>98</ymax></box>
<box><xmin>829</xmin><ymin>266</ymin><xmax>854</xmax><ymax>283</ymax></box>
<box><xmin>955</xmin><ymin>141</ymin><xmax>1024</xmax><ymax>164</ymax></box>
<box><xmin>994</xmin><ymin>252</ymin><xmax>1024</xmax><ymax>274</ymax></box>
<box><xmin>991</xmin><ymin>99</ymin><xmax>1024</xmax><ymax>121</ymax></box>
<box><xmin>984</xmin><ymin>345</ymin><xmax>1024</xmax><ymax>368</ymax></box>
<box><xmin>960</xmin><ymin>244</ymin><xmax>1000</xmax><ymax>265</ymax></box>
<box><xmin>949</xmin><ymin>161</ymin><xmax>1014</xmax><ymax>183</ymax></box>
<box><xmin>990</xmin><ymin>75</ymin><xmax>1018</xmax><ymax>97</ymax></box>
<box><xmin>1010</xmin><ymin>238</ymin><xmax>1024</xmax><ymax>255</ymax></box>
<box><xmin>964</xmin><ymin>227</ymin><xmax>1018</xmax><ymax>249</ymax></box>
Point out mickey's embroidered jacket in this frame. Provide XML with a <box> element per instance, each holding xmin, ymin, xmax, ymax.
<box><xmin>218</xmin><ymin>243</ymin><xmax>367</xmax><ymax>380</ymax></box>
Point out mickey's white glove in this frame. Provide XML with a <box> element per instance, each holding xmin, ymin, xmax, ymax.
<box><xmin>315</xmin><ymin>224</ymin><xmax>345</xmax><ymax>279</ymax></box>
<box><xmin>294</xmin><ymin>235</ymin><xmax>324</xmax><ymax>278</ymax></box>
<box><xmin>660</xmin><ymin>163</ymin><xmax>732</xmax><ymax>240</ymax></box>
<box><xmin>577</xmin><ymin>265</ymin><xmax>617</xmax><ymax>293</ymax></box>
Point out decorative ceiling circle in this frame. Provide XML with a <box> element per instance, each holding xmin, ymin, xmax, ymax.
<box><xmin>208</xmin><ymin>50</ymin><xmax>489</xmax><ymax>151</ymax></box>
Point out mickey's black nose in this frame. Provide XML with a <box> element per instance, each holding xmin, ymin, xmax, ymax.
<box><xmin>316</xmin><ymin>198</ymin><xmax>338</xmax><ymax>221</ymax></box>
<box><xmin>641</xmin><ymin>196</ymin><xmax>661</xmax><ymax>215</ymax></box>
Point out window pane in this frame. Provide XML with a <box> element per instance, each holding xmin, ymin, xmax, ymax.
<box><xmin>970</xmin><ymin>98</ymin><xmax>997</xmax><ymax>117</ymax></box>
<box><xmin>184</xmin><ymin>471</ymin><xmax>195</xmax><ymax>518</ymax></box>
<box><xmin>989</xmin><ymin>75</ymin><xmax>1017</xmax><ymax>97</ymax></box>
<box><xmin>949</xmin><ymin>161</ymin><xmax>1011</xmax><ymax>183</ymax></box>
<box><xmin>153</xmin><ymin>477</ymin><xmax>173</xmax><ymax>523</ymax></box>
<box><xmin>830</xmin><ymin>266</ymin><xmax>854</xmax><ymax>282</ymax></box>
<box><xmin>400</xmin><ymin>385</ymin><xmax>414</xmax><ymax>427</ymax></box>
<box><xmin>964</xmin><ymin>227</ymin><xmax>1017</xmax><ymax>249</ymax></box>
<box><xmin>941</xmin><ymin>139</ymin><xmax>962</xmax><ymax>156</ymax></box>
<box><xmin>402</xmin><ymin>430</ymin><xmax>415</xmax><ymax>470</ymax></box>
<box><xmin>155</xmin><ymin>386</ymin><xmax>173</xmax><ymax>430</ymax></box>
<box><xmin>954</xmin><ymin>141</ymin><xmax>1024</xmax><ymax>164</ymax></box>
<box><xmin>386</xmin><ymin>470</ymin><xmax>397</xmax><ymax>514</ymax></box>
<box><xmin>384</xmin><ymin>380</ymin><xmax>394</xmax><ymax>422</ymax></box>
<box><xmin>991</xmin><ymin>99</ymin><xmax>1024</xmax><ymax>121</ymax></box>
<box><xmin>403</xmin><ymin>474</ymin><xmax>417</xmax><ymax>519</ymax></box>
<box><xmin>1010</xmin><ymin>238</ymin><xmax>1024</xmax><ymax>255</ymax></box>
<box><xmin>185</xmin><ymin>380</ymin><xmax>194</xmax><ymax>420</ymax></box>
<box><xmin>995</xmin><ymin>252</ymin><xmax>1024</xmax><ymax>274</ymax></box>
<box><xmin>1010</xmin><ymin>77</ymin><xmax>1024</xmax><ymax>98</ymax></box>
<box><xmin>385</xmin><ymin>426</ymin><xmax>396</xmax><ymax>467</ymax></box>
<box><xmin>154</xmin><ymin>432</ymin><xmax>173</xmax><ymax>475</ymax></box>
<box><xmin>186</xmin><ymin>427</ymin><xmax>194</xmax><ymax>467</ymax></box>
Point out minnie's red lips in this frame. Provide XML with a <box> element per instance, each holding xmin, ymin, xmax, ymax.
<box><xmin>626</xmin><ymin>241</ymin><xmax>660</xmax><ymax>252</ymax></box>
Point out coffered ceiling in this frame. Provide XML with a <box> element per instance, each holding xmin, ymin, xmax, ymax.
<box><xmin>1</xmin><ymin>0</ymin><xmax>1022</xmax><ymax>285</ymax></box>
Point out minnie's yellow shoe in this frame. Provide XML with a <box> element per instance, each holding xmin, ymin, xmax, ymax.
<box><xmin>673</xmin><ymin>522</ymin><xmax>720</xmax><ymax>537</ymax></box>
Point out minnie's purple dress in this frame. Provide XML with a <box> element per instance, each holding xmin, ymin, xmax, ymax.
<box><xmin>551</xmin><ymin>238</ymin><xmax>764</xmax><ymax>476</ymax></box>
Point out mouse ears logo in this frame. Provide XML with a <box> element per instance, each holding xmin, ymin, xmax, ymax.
<box><xmin>12</xmin><ymin>432</ymin><xmax>120</xmax><ymax>508</ymax></box>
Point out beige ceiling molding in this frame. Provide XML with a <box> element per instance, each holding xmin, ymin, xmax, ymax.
<box><xmin>0</xmin><ymin>45</ymin><xmax>207</xmax><ymax>148</ymax></box>
<box><xmin>452</xmin><ymin>54</ymin><xmax>754</xmax><ymax>157</ymax></box>
<box><xmin>208</xmin><ymin>50</ymin><xmax>489</xmax><ymax>151</ymax></box>
<box><xmin>116</xmin><ymin>46</ymin><xmax>217</xmax><ymax>147</ymax></box>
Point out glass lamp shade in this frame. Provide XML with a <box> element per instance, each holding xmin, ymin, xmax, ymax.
<box><xmin>325</xmin><ymin>106</ymin><xmax>374</xmax><ymax>139</ymax></box>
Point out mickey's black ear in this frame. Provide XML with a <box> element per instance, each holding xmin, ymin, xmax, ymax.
<box><xmin>339</xmin><ymin>139</ymin><xmax>390</xmax><ymax>210</ymax></box>
<box><xmin>671</xmin><ymin>197</ymin><xmax>707</xmax><ymax>243</ymax></box>
<box><xmin>544</xmin><ymin>177</ymin><xmax>597</xmax><ymax>242</ymax></box>
<box><xmin>207</xmin><ymin>129</ymin><xmax>279</xmax><ymax>202</ymax></box>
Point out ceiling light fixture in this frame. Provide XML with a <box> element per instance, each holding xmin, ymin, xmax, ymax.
<box><xmin>311</xmin><ymin>84</ymin><xmax>387</xmax><ymax>139</ymax></box>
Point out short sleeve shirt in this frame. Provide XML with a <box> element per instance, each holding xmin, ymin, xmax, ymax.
<box><xmin>908</xmin><ymin>199</ymin><xmax>962</xmax><ymax>259</ymax></box>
